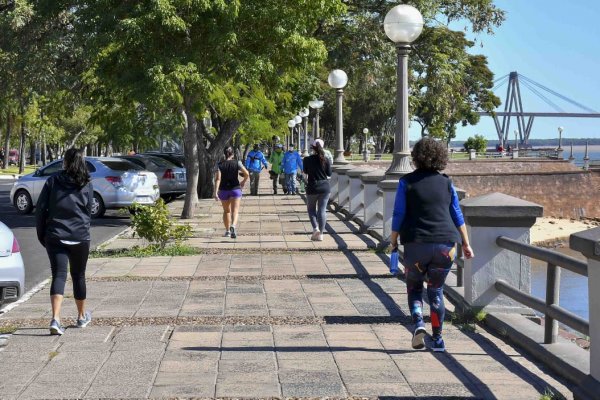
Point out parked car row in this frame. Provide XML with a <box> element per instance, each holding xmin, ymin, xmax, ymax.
<box><xmin>9</xmin><ymin>153</ymin><xmax>187</xmax><ymax>218</ymax></box>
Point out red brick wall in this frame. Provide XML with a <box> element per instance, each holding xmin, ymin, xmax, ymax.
<box><xmin>356</xmin><ymin>160</ymin><xmax>600</xmax><ymax>219</ymax></box>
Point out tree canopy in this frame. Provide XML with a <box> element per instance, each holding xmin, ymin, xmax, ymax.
<box><xmin>0</xmin><ymin>0</ymin><xmax>506</xmax><ymax>216</ymax></box>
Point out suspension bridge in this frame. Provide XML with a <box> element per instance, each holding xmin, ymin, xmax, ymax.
<box><xmin>478</xmin><ymin>71</ymin><xmax>600</xmax><ymax>147</ymax></box>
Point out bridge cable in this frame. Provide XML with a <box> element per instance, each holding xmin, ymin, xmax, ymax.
<box><xmin>493</xmin><ymin>73</ymin><xmax>510</xmax><ymax>85</ymax></box>
<box><xmin>492</xmin><ymin>76</ymin><xmax>509</xmax><ymax>92</ymax></box>
<box><xmin>519</xmin><ymin>79</ymin><xmax>565</xmax><ymax>113</ymax></box>
<box><xmin>520</xmin><ymin>74</ymin><xmax>598</xmax><ymax>113</ymax></box>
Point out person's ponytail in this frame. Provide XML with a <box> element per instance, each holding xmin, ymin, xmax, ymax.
<box><xmin>63</xmin><ymin>148</ymin><xmax>90</xmax><ymax>188</ymax></box>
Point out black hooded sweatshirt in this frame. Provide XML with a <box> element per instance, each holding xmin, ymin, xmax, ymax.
<box><xmin>36</xmin><ymin>171</ymin><xmax>93</xmax><ymax>245</ymax></box>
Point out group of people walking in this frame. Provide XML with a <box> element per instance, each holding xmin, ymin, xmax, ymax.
<box><xmin>35</xmin><ymin>137</ymin><xmax>473</xmax><ymax>355</ymax></box>
<box><xmin>214</xmin><ymin>140</ymin><xmax>332</xmax><ymax>241</ymax></box>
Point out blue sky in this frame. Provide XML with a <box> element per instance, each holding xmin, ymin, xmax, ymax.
<box><xmin>409</xmin><ymin>0</ymin><xmax>600</xmax><ymax>142</ymax></box>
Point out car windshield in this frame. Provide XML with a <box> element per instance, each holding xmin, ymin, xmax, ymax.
<box><xmin>147</xmin><ymin>156</ymin><xmax>176</xmax><ymax>168</ymax></box>
<box><xmin>100</xmin><ymin>160</ymin><xmax>143</xmax><ymax>171</ymax></box>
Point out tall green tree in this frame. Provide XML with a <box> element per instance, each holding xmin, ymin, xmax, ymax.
<box><xmin>47</xmin><ymin>0</ymin><xmax>345</xmax><ymax>217</ymax></box>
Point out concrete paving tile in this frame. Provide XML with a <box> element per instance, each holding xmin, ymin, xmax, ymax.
<box><xmin>215</xmin><ymin>382</ymin><xmax>280</xmax><ymax>397</ymax></box>
<box><xmin>281</xmin><ymin>381</ymin><xmax>346</xmax><ymax>397</ymax></box>
<box><xmin>217</xmin><ymin>359</ymin><xmax>277</xmax><ymax>373</ymax></box>
<box><xmin>411</xmin><ymin>382</ymin><xmax>479</xmax><ymax>397</ymax></box>
<box><xmin>20</xmin><ymin>381</ymin><xmax>88</xmax><ymax>399</ymax></box>
<box><xmin>149</xmin><ymin>384</ymin><xmax>215</xmax><ymax>398</ymax></box>
<box><xmin>340</xmin><ymin>368</ymin><xmax>407</xmax><ymax>384</ymax></box>
<box><xmin>217</xmin><ymin>372</ymin><xmax>279</xmax><ymax>383</ymax></box>
<box><xmin>159</xmin><ymin>359</ymin><xmax>218</xmax><ymax>373</ymax></box>
<box><xmin>345</xmin><ymin>383</ymin><xmax>414</xmax><ymax>397</ymax></box>
<box><xmin>279</xmin><ymin>370</ymin><xmax>341</xmax><ymax>383</ymax></box>
<box><xmin>154</xmin><ymin>371</ymin><xmax>216</xmax><ymax>385</ymax></box>
<box><xmin>276</xmin><ymin>359</ymin><xmax>339</xmax><ymax>371</ymax></box>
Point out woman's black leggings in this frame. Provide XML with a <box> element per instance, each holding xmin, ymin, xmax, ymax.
<box><xmin>46</xmin><ymin>239</ymin><xmax>90</xmax><ymax>300</ymax></box>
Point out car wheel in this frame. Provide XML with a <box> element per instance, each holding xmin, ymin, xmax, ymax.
<box><xmin>91</xmin><ymin>192</ymin><xmax>105</xmax><ymax>218</ymax></box>
<box><xmin>161</xmin><ymin>194</ymin><xmax>175</xmax><ymax>203</ymax></box>
<box><xmin>14</xmin><ymin>190</ymin><xmax>33</xmax><ymax>214</ymax></box>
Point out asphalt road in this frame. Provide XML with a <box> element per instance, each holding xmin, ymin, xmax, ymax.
<box><xmin>0</xmin><ymin>180</ymin><xmax>131</xmax><ymax>292</ymax></box>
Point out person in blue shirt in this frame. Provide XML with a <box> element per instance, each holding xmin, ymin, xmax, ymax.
<box><xmin>280</xmin><ymin>143</ymin><xmax>303</xmax><ymax>195</ymax></box>
<box><xmin>390</xmin><ymin>137</ymin><xmax>474</xmax><ymax>353</ymax></box>
<box><xmin>245</xmin><ymin>144</ymin><xmax>269</xmax><ymax>196</ymax></box>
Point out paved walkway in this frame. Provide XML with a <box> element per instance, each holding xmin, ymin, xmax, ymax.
<box><xmin>0</xmin><ymin>171</ymin><xmax>573</xmax><ymax>399</ymax></box>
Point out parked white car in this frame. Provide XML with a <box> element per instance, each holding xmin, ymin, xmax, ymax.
<box><xmin>9</xmin><ymin>157</ymin><xmax>160</xmax><ymax>218</ymax></box>
<box><xmin>0</xmin><ymin>221</ymin><xmax>25</xmax><ymax>307</ymax></box>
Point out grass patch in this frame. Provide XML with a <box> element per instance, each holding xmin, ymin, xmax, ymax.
<box><xmin>0</xmin><ymin>165</ymin><xmax>36</xmax><ymax>175</ymax></box>
<box><xmin>90</xmin><ymin>244</ymin><xmax>201</xmax><ymax>258</ymax></box>
<box><xmin>48</xmin><ymin>351</ymin><xmax>59</xmax><ymax>361</ymax></box>
<box><xmin>0</xmin><ymin>324</ymin><xmax>18</xmax><ymax>334</ymax></box>
<box><xmin>539</xmin><ymin>388</ymin><xmax>566</xmax><ymax>400</ymax></box>
<box><xmin>449</xmin><ymin>309</ymin><xmax>487</xmax><ymax>332</ymax></box>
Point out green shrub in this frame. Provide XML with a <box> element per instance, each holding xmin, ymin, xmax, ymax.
<box><xmin>129</xmin><ymin>199</ymin><xmax>192</xmax><ymax>249</ymax></box>
<box><xmin>463</xmin><ymin>134</ymin><xmax>488</xmax><ymax>153</ymax></box>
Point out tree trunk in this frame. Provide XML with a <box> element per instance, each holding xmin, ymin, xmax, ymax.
<box><xmin>18</xmin><ymin>108</ymin><xmax>26</xmax><ymax>174</ymax></box>
<box><xmin>2</xmin><ymin>112</ymin><xmax>11</xmax><ymax>169</ymax></box>
<box><xmin>197</xmin><ymin>119</ymin><xmax>241</xmax><ymax>199</ymax></box>
<box><xmin>181</xmin><ymin>101</ymin><xmax>200</xmax><ymax>219</ymax></box>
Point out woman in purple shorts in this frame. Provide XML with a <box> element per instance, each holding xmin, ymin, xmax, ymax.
<box><xmin>214</xmin><ymin>146</ymin><xmax>249</xmax><ymax>239</ymax></box>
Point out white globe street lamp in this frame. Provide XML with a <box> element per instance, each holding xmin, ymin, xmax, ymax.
<box><xmin>383</xmin><ymin>4</ymin><xmax>423</xmax><ymax>176</ymax></box>
<box><xmin>299</xmin><ymin>108</ymin><xmax>310</xmax><ymax>156</ymax></box>
<box><xmin>294</xmin><ymin>115</ymin><xmax>303</xmax><ymax>153</ymax></box>
<box><xmin>309</xmin><ymin>100</ymin><xmax>324</xmax><ymax>139</ymax></box>
<box><xmin>287</xmin><ymin>119</ymin><xmax>296</xmax><ymax>148</ymax></box>
<box><xmin>362</xmin><ymin>128</ymin><xmax>370</xmax><ymax>162</ymax></box>
<box><xmin>558</xmin><ymin>126</ymin><xmax>564</xmax><ymax>150</ymax></box>
<box><xmin>328</xmin><ymin>69</ymin><xmax>349</xmax><ymax>164</ymax></box>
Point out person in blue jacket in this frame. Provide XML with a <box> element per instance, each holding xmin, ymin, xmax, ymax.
<box><xmin>280</xmin><ymin>143</ymin><xmax>303</xmax><ymax>195</ymax></box>
<box><xmin>390</xmin><ymin>137</ymin><xmax>474</xmax><ymax>353</ymax></box>
<box><xmin>245</xmin><ymin>144</ymin><xmax>269</xmax><ymax>196</ymax></box>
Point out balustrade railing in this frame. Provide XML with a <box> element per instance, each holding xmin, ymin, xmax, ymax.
<box><xmin>495</xmin><ymin>236</ymin><xmax>588</xmax><ymax>344</ymax></box>
<box><xmin>327</xmin><ymin>163</ymin><xmax>600</xmax><ymax>397</ymax></box>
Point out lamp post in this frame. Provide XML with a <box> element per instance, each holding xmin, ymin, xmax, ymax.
<box><xmin>363</xmin><ymin>128</ymin><xmax>370</xmax><ymax>161</ymax></box>
<box><xmin>383</xmin><ymin>4</ymin><xmax>423</xmax><ymax>177</ymax></box>
<box><xmin>328</xmin><ymin>69</ymin><xmax>348</xmax><ymax>164</ymax></box>
<box><xmin>513</xmin><ymin>129</ymin><xmax>519</xmax><ymax>159</ymax></box>
<box><xmin>287</xmin><ymin>119</ymin><xmax>295</xmax><ymax>148</ymax></box>
<box><xmin>309</xmin><ymin>100</ymin><xmax>324</xmax><ymax>139</ymax></box>
<box><xmin>299</xmin><ymin>108</ymin><xmax>310</xmax><ymax>156</ymax></box>
<box><xmin>294</xmin><ymin>115</ymin><xmax>302</xmax><ymax>152</ymax></box>
<box><xmin>557</xmin><ymin>126</ymin><xmax>564</xmax><ymax>159</ymax></box>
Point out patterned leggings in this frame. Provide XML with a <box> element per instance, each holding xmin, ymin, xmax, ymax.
<box><xmin>403</xmin><ymin>242</ymin><xmax>456</xmax><ymax>337</ymax></box>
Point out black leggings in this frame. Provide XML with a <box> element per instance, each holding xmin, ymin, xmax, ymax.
<box><xmin>46</xmin><ymin>239</ymin><xmax>90</xmax><ymax>300</ymax></box>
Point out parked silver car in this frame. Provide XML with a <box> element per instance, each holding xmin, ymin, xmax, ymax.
<box><xmin>118</xmin><ymin>155</ymin><xmax>186</xmax><ymax>202</ymax></box>
<box><xmin>0</xmin><ymin>221</ymin><xmax>25</xmax><ymax>307</ymax></box>
<box><xmin>9</xmin><ymin>157</ymin><xmax>160</xmax><ymax>218</ymax></box>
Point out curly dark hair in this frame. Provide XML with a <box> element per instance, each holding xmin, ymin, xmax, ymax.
<box><xmin>411</xmin><ymin>137</ymin><xmax>449</xmax><ymax>171</ymax></box>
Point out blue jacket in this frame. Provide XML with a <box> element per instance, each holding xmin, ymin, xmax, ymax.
<box><xmin>281</xmin><ymin>151</ymin><xmax>303</xmax><ymax>174</ymax></box>
<box><xmin>245</xmin><ymin>150</ymin><xmax>268</xmax><ymax>172</ymax></box>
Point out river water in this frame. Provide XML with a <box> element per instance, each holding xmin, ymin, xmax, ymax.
<box><xmin>531</xmin><ymin>248</ymin><xmax>589</xmax><ymax>321</ymax></box>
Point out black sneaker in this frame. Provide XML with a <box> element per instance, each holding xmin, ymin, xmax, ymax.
<box><xmin>431</xmin><ymin>335</ymin><xmax>446</xmax><ymax>353</ymax></box>
<box><xmin>230</xmin><ymin>226</ymin><xmax>237</xmax><ymax>239</ymax></box>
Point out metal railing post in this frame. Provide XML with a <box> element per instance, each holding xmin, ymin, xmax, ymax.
<box><xmin>544</xmin><ymin>263</ymin><xmax>561</xmax><ymax>344</ymax></box>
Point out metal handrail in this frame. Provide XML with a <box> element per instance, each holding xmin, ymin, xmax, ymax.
<box><xmin>495</xmin><ymin>279</ymin><xmax>589</xmax><ymax>336</ymax></box>
<box><xmin>496</xmin><ymin>236</ymin><xmax>587</xmax><ymax>276</ymax></box>
<box><xmin>495</xmin><ymin>235</ymin><xmax>589</xmax><ymax>343</ymax></box>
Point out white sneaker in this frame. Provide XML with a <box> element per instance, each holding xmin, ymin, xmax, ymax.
<box><xmin>311</xmin><ymin>230</ymin><xmax>320</xmax><ymax>241</ymax></box>
<box><xmin>224</xmin><ymin>230</ymin><xmax>231</xmax><ymax>237</ymax></box>
<box><xmin>317</xmin><ymin>233</ymin><xmax>324</xmax><ymax>241</ymax></box>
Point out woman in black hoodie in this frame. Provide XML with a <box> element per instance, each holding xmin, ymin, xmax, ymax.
<box><xmin>36</xmin><ymin>148</ymin><xmax>93</xmax><ymax>335</ymax></box>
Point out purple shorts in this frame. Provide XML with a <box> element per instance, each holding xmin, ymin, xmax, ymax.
<box><xmin>218</xmin><ymin>189</ymin><xmax>242</xmax><ymax>201</ymax></box>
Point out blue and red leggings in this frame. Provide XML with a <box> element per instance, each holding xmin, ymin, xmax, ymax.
<box><xmin>403</xmin><ymin>242</ymin><xmax>456</xmax><ymax>337</ymax></box>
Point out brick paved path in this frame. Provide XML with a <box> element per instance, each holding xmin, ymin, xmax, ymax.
<box><xmin>0</xmin><ymin>171</ymin><xmax>572</xmax><ymax>399</ymax></box>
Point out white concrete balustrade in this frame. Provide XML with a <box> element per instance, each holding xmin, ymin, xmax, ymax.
<box><xmin>328</xmin><ymin>163</ymin><xmax>600</xmax><ymax>398</ymax></box>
